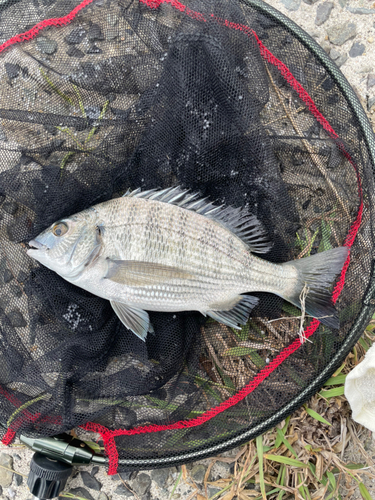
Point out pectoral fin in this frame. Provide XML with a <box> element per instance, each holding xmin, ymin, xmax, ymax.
<box><xmin>110</xmin><ymin>300</ymin><xmax>151</xmax><ymax>341</ymax></box>
<box><xmin>105</xmin><ymin>260</ymin><xmax>193</xmax><ymax>286</ymax></box>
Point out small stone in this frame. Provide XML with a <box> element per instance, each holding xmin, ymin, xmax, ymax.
<box><xmin>308</xmin><ymin>30</ymin><xmax>319</xmax><ymax>38</ymax></box>
<box><xmin>98</xmin><ymin>493</ymin><xmax>108</xmax><ymax>500</ymax></box>
<box><xmin>280</xmin><ymin>0</ymin><xmax>301</xmax><ymax>11</ymax></box>
<box><xmin>36</xmin><ymin>36</ymin><xmax>58</xmax><ymax>55</ymax></box>
<box><xmin>369</xmin><ymin>37</ymin><xmax>374</xmax><ymax>43</ymax></box>
<box><xmin>367</xmin><ymin>96</ymin><xmax>375</xmax><ymax>111</ymax></box>
<box><xmin>320</xmin><ymin>40</ymin><xmax>331</xmax><ymax>54</ymax></box>
<box><xmin>7</xmin><ymin>311</ymin><xmax>26</xmax><ymax>328</ymax></box>
<box><xmin>14</xmin><ymin>474</ymin><xmax>22</xmax><ymax>486</ymax></box>
<box><xmin>0</xmin><ymin>454</ymin><xmax>13</xmax><ymax>487</ymax></box>
<box><xmin>190</xmin><ymin>464</ymin><xmax>206</xmax><ymax>484</ymax></box>
<box><xmin>367</xmin><ymin>74</ymin><xmax>375</xmax><ymax>89</ymax></box>
<box><xmin>347</xmin><ymin>6</ymin><xmax>375</xmax><ymax>14</ymax></box>
<box><xmin>5</xmin><ymin>63</ymin><xmax>20</xmax><ymax>79</ymax></box>
<box><xmin>12</xmin><ymin>455</ymin><xmax>21</xmax><ymax>462</ymax></box>
<box><xmin>360</xmin><ymin>65</ymin><xmax>374</xmax><ymax>73</ymax></box>
<box><xmin>106</xmin><ymin>29</ymin><xmax>118</xmax><ymax>41</ymax></box>
<box><xmin>87</xmin><ymin>23</ymin><xmax>104</xmax><ymax>41</ymax></box>
<box><xmin>87</xmin><ymin>44</ymin><xmax>102</xmax><ymax>54</ymax></box>
<box><xmin>90</xmin><ymin>466</ymin><xmax>99</xmax><ymax>477</ymax></box>
<box><xmin>3</xmin><ymin>269</ymin><xmax>13</xmax><ymax>284</ymax></box>
<box><xmin>338</xmin><ymin>0</ymin><xmax>347</xmax><ymax>6</ymax></box>
<box><xmin>17</xmin><ymin>271</ymin><xmax>28</xmax><ymax>283</ymax></box>
<box><xmin>150</xmin><ymin>468</ymin><xmax>172</xmax><ymax>488</ymax></box>
<box><xmin>65</xmin><ymin>27</ymin><xmax>87</xmax><ymax>44</ymax></box>
<box><xmin>207</xmin><ymin>486</ymin><xmax>222</xmax><ymax>498</ymax></box>
<box><xmin>302</xmin><ymin>0</ymin><xmax>319</xmax><ymax>4</ymax></box>
<box><xmin>349</xmin><ymin>41</ymin><xmax>365</xmax><ymax>58</ymax></box>
<box><xmin>315</xmin><ymin>2</ymin><xmax>333</xmax><ymax>25</ymax></box>
<box><xmin>133</xmin><ymin>473</ymin><xmax>151</xmax><ymax>496</ymax></box>
<box><xmin>335</xmin><ymin>53</ymin><xmax>348</xmax><ymax>67</ymax></box>
<box><xmin>0</xmin><ymin>126</ymin><xmax>7</xmax><ymax>142</ymax></box>
<box><xmin>209</xmin><ymin>462</ymin><xmax>233</xmax><ymax>481</ymax></box>
<box><xmin>69</xmin><ymin>487</ymin><xmax>95</xmax><ymax>500</ymax></box>
<box><xmin>327</xmin><ymin>22</ymin><xmax>356</xmax><ymax>46</ymax></box>
<box><xmin>117</xmin><ymin>471</ymin><xmax>137</xmax><ymax>481</ymax></box>
<box><xmin>81</xmin><ymin>471</ymin><xmax>102</xmax><ymax>491</ymax></box>
<box><xmin>2</xmin><ymin>201</ymin><xmax>18</xmax><ymax>215</ymax></box>
<box><xmin>66</xmin><ymin>46</ymin><xmax>85</xmax><ymax>58</ymax></box>
<box><xmin>329</xmin><ymin>48</ymin><xmax>340</xmax><ymax>60</ymax></box>
<box><xmin>114</xmin><ymin>483</ymin><xmax>134</xmax><ymax>496</ymax></box>
<box><xmin>7</xmin><ymin>486</ymin><xmax>16</xmax><ymax>498</ymax></box>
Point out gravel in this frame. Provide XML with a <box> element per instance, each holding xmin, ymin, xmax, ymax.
<box><xmin>367</xmin><ymin>74</ymin><xmax>375</xmax><ymax>89</ymax></box>
<box><xmin>349</xmin><ymin>41</ymin><xmax>366</xmax><ymax>57</ymax></box>
<box><xmin>327</xmin><ymin>21</ymin><xmax>356</xmax><ymax>45</ymax></box>
<box><xmin>315</xmin><ymin>1</ymin><xmax>334</xmax><ymax>25</ymax></box>
<box><xmin>0</xmin><ymin>454</ymin><xmax>13</xmax><ymax>487</ymax></box>
<box><xmin>280</xmin><ymin>0</ymin><xmax>301</xmax><ymax>11</ymax></box>
<box><xmin>69</xmin><ymin>487</ymin><xmax>95</xmax><ymax>500</ymax></box>
<box><xmin>81</xmin><ymin>471</ymin><xmax>102</xmax><ymax>491</ymax></box>
<box><xmin>36</xmin><ymin>36</ymin><xmax>58</xmax><ymax>54</ymax></box>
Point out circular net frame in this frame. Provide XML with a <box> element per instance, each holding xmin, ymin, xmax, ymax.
<box><xmin>0</xmin><ymin>0</ymin><xmax>374</xmax><ymax>472</ymax></box>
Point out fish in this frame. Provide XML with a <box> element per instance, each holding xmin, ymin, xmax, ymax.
<box><xmin>27</xmin><ymin>186</ymin><xmax>349</xmax><ymax>341</ymax></box>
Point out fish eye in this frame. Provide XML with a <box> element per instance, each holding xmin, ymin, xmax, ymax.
<box><xmin>52</xmin><ymin>222</ymin><xmax>68</xmax><ymax>237</ymax></box>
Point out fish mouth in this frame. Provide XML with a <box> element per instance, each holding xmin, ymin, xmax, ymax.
<box><xmin>28</xmin><ymin>239</ymin><xmax>48</xmax><ymax>250</ymax></box>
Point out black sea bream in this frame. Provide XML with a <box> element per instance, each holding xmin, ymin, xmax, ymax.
<box><xmin>27</xmin><ymin>187</ymin><xmax>348</xmax><ymax>340</ymax></box>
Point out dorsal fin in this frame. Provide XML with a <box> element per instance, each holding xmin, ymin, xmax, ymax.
<box><xmin>123</xmin><ymin>186</ymin><xmax>272</xmax><ymax>254</ymax></box>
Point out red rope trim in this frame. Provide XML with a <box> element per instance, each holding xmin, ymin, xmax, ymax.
<box><xmin>2</xmin><ymin>429</ymin><xmax>16</xmax><ymax>446</ymax></box>
<box><xmin>0</xmin><ymin>0</ymin><xmax>94</xmax><ymax>54</ymax></box>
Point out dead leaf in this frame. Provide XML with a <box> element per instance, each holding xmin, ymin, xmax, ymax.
<box><xmin>182</xmin><ymin>464</ymin><xmax>187</xmax><ymax>481</ymax></box>
<box><xmin>315</xmin><ymin>454</ymin><xmax>323</xmax><ymax>480</ymax></box>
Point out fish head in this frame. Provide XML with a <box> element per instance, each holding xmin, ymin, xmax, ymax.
<box><xmin>27</xmin><ymin>210</ymin><xmax>99</xmax><ymax>279</ymax></box>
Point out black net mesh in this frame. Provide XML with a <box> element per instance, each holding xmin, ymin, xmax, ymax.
<box><xmin>0</xmin><ymin>0</ymin><xmax>374</xmax><ymax>470</ymax></box>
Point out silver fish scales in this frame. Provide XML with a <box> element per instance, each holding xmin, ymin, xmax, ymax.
<box><xmin>27</xmin><ymin>186</ymin><xmax>349</xmax><ymax>340</ymax></box>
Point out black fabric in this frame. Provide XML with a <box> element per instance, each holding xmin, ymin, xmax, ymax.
<box><xmin>0</xmin><ymin>0</ymin><xmax>373</xmax><ymax>467</ymax></box>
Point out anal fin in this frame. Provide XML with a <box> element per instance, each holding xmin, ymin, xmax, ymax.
<box><xmin>110</xmin><ymin>300</ymin><xmax>152</xmax><ymax>341</ymax></box>
<box><xmin>206</xmin><ymin>295</ymin><xmax>259</xmax><ymax>329</ymax></box>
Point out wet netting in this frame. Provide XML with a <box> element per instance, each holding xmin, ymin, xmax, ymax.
<box><xmin>0</xmin><ymin>0</ymin><xmax>374</xmax><ymax>472</ymax></box>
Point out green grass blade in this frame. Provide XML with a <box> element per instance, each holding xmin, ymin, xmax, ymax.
<box><xmin>326</xmin><ymin>471</ymin><xmax>336</xmax><ymax>490</ymax></box>
<box><xmin>304</xmin><ymin>406</ymin><xmax>332</xmax><ymax>426</ymax></box>
<box><xmin>359</xmin><ymin>337</ymin><xmax>371</xmax><ymax>351</ymax></box>
<box><xmin>359</xmin><ymin>482</ymin><xmax>373</xmax><ymax>500</ymax></box>
<box><xmin>223</xmin><ymin>346</ymin><xmax>257</xmax><ymax>356</ymax></box>
<box><xmin>276</xmin><ymin>428</ymin><xmax>298</xmax><ymax>458</ymax></box>
<box><xmin>323</xmin><ymin>374</ymin><xmax>346</xmax><ymax>386</ymax></box>
<box><xmin>40</xmin><ymin>68</ymin><xmax>74</xmax><ymax>105</ymax></box>
<box><xmin>264</xmin><ymin>454</ymin><xmax>308</xmax><ymax>468</ymax></box>
<box><xmin>276</xmin><ymin>464</ymin><xmax>286</xmax><ymax>500</ymax></box>
<box><xmin>169</xmin><ymin>469</ymin><xmax>182</xmax><ymax>499</ymax></box>
<box><xmin>256</xmin><ymin>435</ymin><xmax>267</xmax><ymax>500</ymax></box>
<box><xmin>319</xmin><ymin>386</ymin><xmax>345</xmax><ymax>399</ymax></box>
<box><xmin>72</xmin><ymin>84</ymin><xmax>86</xmax><ymax>118</ymax></box>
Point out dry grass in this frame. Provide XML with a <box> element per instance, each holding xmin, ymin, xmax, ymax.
<box><xmin>182</xmin><ymin>317</ymin><xmax>375</xmax><ymax>500</ymax></box>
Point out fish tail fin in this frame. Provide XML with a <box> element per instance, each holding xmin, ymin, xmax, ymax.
<box><xmin>282</xmin><ymin>247</ymin><xmax>349</xmax><ymax>329</ymax></box>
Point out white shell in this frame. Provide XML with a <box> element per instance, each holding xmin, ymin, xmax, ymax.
<box><xmin>345</xmin><ymin>342</ymin><xmax>375</xmax><ymax>432</ymax></box>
